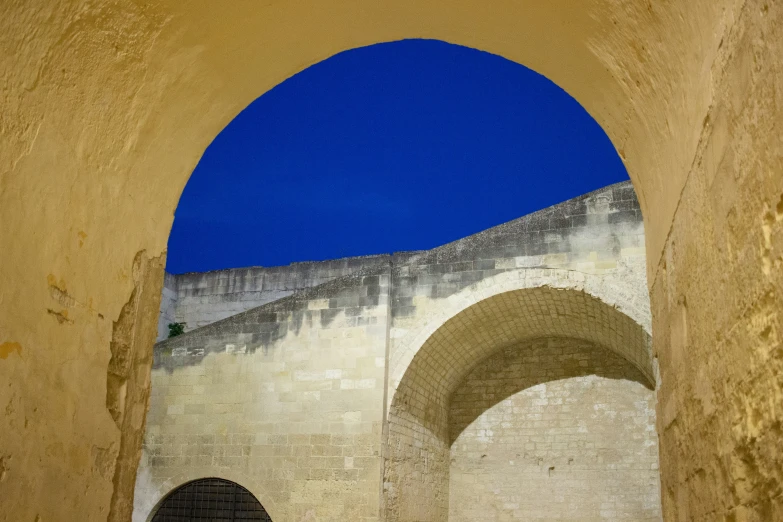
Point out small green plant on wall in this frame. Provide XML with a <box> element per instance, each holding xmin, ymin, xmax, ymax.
<box><xmin>167</xmin><ymin>322</ymin><xmax>186</xmax><ymax>338</ymax></box>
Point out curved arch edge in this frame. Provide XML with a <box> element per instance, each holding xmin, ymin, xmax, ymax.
<box><xmin>388</xmin><ymin>267</ymin><xmax>654</xmax><ymax>407</ymax></box>
<box><xmin>136</xmin><ymin>468</ymin><xmax>281</xmax><ymax>522</ymax></box>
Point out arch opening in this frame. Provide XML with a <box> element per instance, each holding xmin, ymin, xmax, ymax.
<box><xmin>137</xmin><ymin>41</ymin><xmax>636</xmax><ymax>520</ymax></box>
<box><xmin>164</xmin><ymin>39</ymin><xmax>627</xmax><ymax>274</ymax></box>
<box><xmin>149</xmin><ymin>477</ymin><xmax>272</xmax><ymax>522</ymax></box>
<box><xmin>384</xmin><ymin>286</ymin><xmax>658</xmax><ymax>521</ymax></box>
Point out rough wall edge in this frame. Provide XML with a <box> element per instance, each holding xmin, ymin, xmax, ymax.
<box><xmin>108</xmin><ymin>250</ymin><xmax>166</xmax><ymax>522</ymax></box>
<box><xmin>410</xmin><ymin>180</ymin><xmax>638</xmax><ymax>265</ymax></box>
<box><xmin>647</xmin><ymin>1</ymin><xmax>748</xmax><ymax>293</ymax></box>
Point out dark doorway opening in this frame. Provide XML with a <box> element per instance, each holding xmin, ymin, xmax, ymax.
<box><xmin>151</xmin><ymin>478</ymin><xmax>272</xmax><ymax>521</ymax></box>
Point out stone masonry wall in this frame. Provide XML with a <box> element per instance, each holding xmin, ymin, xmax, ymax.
<box><xmin>134</xmin><ymin>268</ymin><xmax>391</xmax><ymax>521</ymax></box>
<box><xmin>383</xmin><ymin>182</ymin><xmax>651</xmax><ymax>521</ymax></box>
<box><xmin>449</xmin><ymin>338</ymin><xmax>660</xmax><ymax>521</ymax></box>
<box><xmin>157</xmin><ymin>255</ymin><xmax>396</xmax><ymax>340</ymax></box>
<box><xmin>387</xmin><ymin>180</ymin><xmax>648</xmax><ymax>382</ymax></box>
<box><xmin>135</xmin><ymin>181</ymin><xmax>659</xmax><ymax>521</ymax></box>
<box><xmin>5</xmin><ymin>4</ymin><xmax>780</xmax><ymax>521</ymax></box>
<box><xmin>156</xmin><ymin>272</ymin><xmax>179</xmax><ymax>341</ymax></box>
<box><xmin>157</xmin><ymin>181</ymin><xmax>644</xmax><ymax>342</ymax></box>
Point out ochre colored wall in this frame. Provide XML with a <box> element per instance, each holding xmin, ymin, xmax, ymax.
<box><xmin>448</xmin><ymin>338</ymin><xmax>660</xmax><ymax>521</ymax></box>
<box><xmin>1</xmin><ymin>1</ymin><xmax>781</xmax><ymax>521</ymax></box>
<box><xmin>650</xmin><ymin>6</ymin><xmax>783</xmax><ymax>519</ymax></box>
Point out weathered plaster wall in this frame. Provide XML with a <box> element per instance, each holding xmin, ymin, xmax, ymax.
<box><xmin>158</xmin><ymin>255</ymin><xmax>397</xmax><ymax>339</ymax></box>
<box><xmin>2</xmin><ymin>1</ymin><xmax>781</xmax><ymax>520</ymax></box>
<box><xmin>651</xmin><ymin>5</ymin><xmax>783</xmax><ymax>520</ymax></box>
<box><xmin>448</xmin><ymin>338</ymin><xmax>660</xmax><ymax>521</ymax></box>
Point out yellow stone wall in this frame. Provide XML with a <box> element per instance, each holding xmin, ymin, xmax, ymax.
<box><xmin>1</xmin><ymin>1</ymin><xmax>781</xmax><ymax>520</ymax></box>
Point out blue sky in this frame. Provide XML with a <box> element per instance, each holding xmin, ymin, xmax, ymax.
<box><xmin>167</xmin><ymin>39</ymin><xmax>628</xmax><ymax>273</ymax></box>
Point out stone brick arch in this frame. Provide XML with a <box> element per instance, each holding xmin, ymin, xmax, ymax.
<box><xmin>137</xmin><ymin>468</ymin><xmax>280</xmax><ymax>522</ymax></box>
<box><xmin>388</xmin><ymin>268</ymin><xmax>653</xmax><ymax>401</ymax></box>
<box><xmin>383</xmin><ymin>270</ymin><xmax>653</xmax><ymax>521</ymax></box>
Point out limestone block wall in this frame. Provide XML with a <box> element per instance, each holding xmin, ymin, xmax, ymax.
<box><xmin>449</xmin><ymin>338</ymin><xmax>660</xmax><ymax>521</ymax></box>
<box><xmin>158</xmin><ymin>181</ymin><xmax>644</xmax><ymax>341</ymax></box>
<box><xmin>134</xmin><ymin>268</ymin><xmax>391</xmax><ymax>521</ymax></box>
<box><xmin>382</xmin><ymin>182</ymin><xmax>651</xmax><ymax>520</ymax></box>
<box><xmin>388</xmin><ymin>181</ymin><xmax>648</xmax><ymax>374</ymax></box>
<box><xmin>136</xmin><ymin>181</ymin><xmax>659</xmax><ymax>522</ymax></box>
<box><xmin>157</xmin><ymin>255</ymin><xmax>396</xmax><ymax>340</ymax></box>
<box><xmin>383</xmin><ymin>283</ymin><xmax>654</xmax><ymax>521</ymax></box>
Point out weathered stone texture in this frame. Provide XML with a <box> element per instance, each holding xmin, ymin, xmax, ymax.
<box><xmin>651</xmin><ymin>4</ymin><xmax>783</xmax><ymax>520</ymax></box>
<box><xmin>378</xmin><ymin>183</ymin><xmax>650</xmax><ymax>521</ymax></box>
<box><xmin>158</xmin><ymin>255</ymin><xmax>396</xmax><ymax>340</ymax></box>
<box><xmin>134</xmin><ymin>270</ymin><xmax>391</xmax><ymax>521</ymax></box>
<box><xmin>387</xmin><ymin>182</ymin><xmax>648</xmax><ymax>384</ymax></box>
<box><xmin>134</xmin><ymin>183</ymin><xmax>660</xmax><ymax>521</ymax></box>
<box><xmin>383</xmin><ymin>282</ymin><xmax>652</xmax><ymax>521</ymax></box>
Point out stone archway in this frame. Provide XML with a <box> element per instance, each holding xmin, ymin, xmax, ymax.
<box><xmin>384</xmin><ymin>284</ymin><xmax>655</xmax><ymax>520</ymax></box>
<box><xmin>1</xmin><ymin>2</ymin><xmax>781</xmax><ymax>521</ymax></box>
<box><xmin>388</xmin><ymin>268</ymin><xmax>653</xmax><ymax>400</ymax></box>
<box><xmin>134</xmin><ymin>468</ymin><xmax>281</xmax><ymax>522</ymax></box>
<box><xmin>145</xmin><ymin>476</ymin><xmax>272</xmax><ymax>522</ymax></box>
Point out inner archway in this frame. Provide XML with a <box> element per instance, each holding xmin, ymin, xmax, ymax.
<box><xmin>448</xmin><ymin>338</ymin><xmax>659</xmax><ymax>520</ymax></box>
<box><xmin>384</xmin><ymin>286</ymin><xmax>656</xmax><ymax>521</ymax></box>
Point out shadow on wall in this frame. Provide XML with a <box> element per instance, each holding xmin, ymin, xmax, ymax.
<box><xmin>447</xmin><ymin>337</ymin><xmax>660</xmax><ymax>521</ymax></box>
<box><xmin>448</xmin><ymin>336</ymin><xmax>652</xmax><ymax>445</ymax></box>
<box><xmin>152</xmin><ymin>266</ymin><xmax>390</xmax><ymax>372</ymax></box>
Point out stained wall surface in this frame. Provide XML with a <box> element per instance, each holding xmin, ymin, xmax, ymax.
<box><xmin>157</xmin><ymin>255</ymin><xmax>397</xmax><ymax>340</ymax></box>
<box><xmin>383</xmin><ymin>284</ymin><xmax>652</xmax><ymax>521</ymax></box>
<box><xmin>448</xmin><ymin>338</ymin><xmax>660</xmax><ymax>521</ymax></box>
<box><xmin>381</xmin><ymin>183</ymin><xmax>649</xmax><ymax>521</ymax></box>
<box><xmin>2</xmin><ymin>1</ymin><xmax>782</xmax><ymax>520</ymax></box>
<box><xmin>135</xmin><ymin>270</ymin><xmax>391</xmax><ymax>522</ymax></box>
